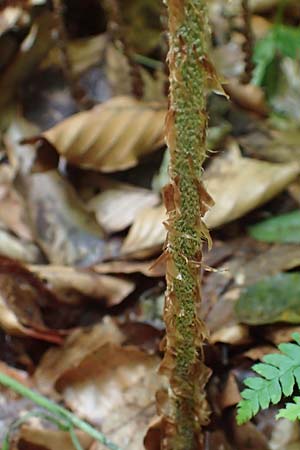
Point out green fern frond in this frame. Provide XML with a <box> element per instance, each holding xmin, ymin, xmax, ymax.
<box><xmin>237</xmin><ymin>333</ymin><xmax>300</xmax><ymax>425</ymax></box>
<box><xmin>277</xmin><ymin>397</ymin><xmax>300</xmax><ymax>421</ymax></box>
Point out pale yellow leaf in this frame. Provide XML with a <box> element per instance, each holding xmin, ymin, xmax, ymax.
<box><xmin>43</xmin><ymin>96</ymin><xmax>166</xmax><ymax>172</ymax></box>
<box><xmin>204</xmin><ymin>147</ymin><xmax>300</xmax><ymax>228</ymax></box>
<box><xmin>87</xmin><ymin>178</ymin><xmax>160</xmax><ymax>233</ymax></box>
<box><xmin>121</xmin><ymin>205</ymin><xmax>166</xmax><ymax>257</ymax></box>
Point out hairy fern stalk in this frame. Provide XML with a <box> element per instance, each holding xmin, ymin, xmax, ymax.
<box><xmin>159</xmin><ymin>1</ymin><xmax>213</xmax><ymax>449</ymax></box>
<box><xmin>237</xmin><ymin>333</ymin><xmax>300</xmax><ymax>424</ymax></box>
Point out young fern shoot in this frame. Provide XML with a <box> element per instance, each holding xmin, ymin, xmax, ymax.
<box><xmin>237</xmin><ymin>332</ymin><xmax>300</xmax><ymax>425</ymax></box>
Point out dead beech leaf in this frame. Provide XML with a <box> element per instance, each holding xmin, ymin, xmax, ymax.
<box><xmin>204</xmin><ymin>147</ymin><xmax>300</xmax><ymax>228</ymax></box>
<box><xmin>60</xmin><ymin>345</ymin><xmax>161</xmax><ymax>450</ymax></box>
<box><xmin>87</xmin><ymin>178</ymin><xmax>159</xmax><ymax>233</ymax></box>
<box><xmin>34</xmin><ymin>318</ymin><xmax>125</xmax><ymax>396</ymax></box>
<box><xmin>28</xmin><ymin>265</ymin><xmax>135</xmax><ymax>306</ymax></box>
<box><xmin>224</xmin><ymin>79</ymin><xmax>268</xmax><ymax>115</ymax></box>
<box><xmin>0</xmin><ymin>257</ymin><xmax>62</xmax><ymax>343</ymax></box>
<box><xmin>235</xmin><ymin>244</ymin><xmax>300</xmax><ymax>286</ymax></box>
<box><xmin>19</xmin><ymin>426</ymin><xmax>93</xmax><ymax>450</ymax></box>
<box><xmin>121</xmin><ymin>205</ymin><xmax>166</xmax><ymax>257</ymax></box>
<box><xmin>42</xmin><ymin>96</ymin><xmax>166</xmax><ymax>172</ymax></box>
<box><xmin>0</xmin><ymin>228</ymin><xmax>41</xmax><ymax>263</ymax></box>
<box><xmin>23</xmin><ymin>170</ymin><xmax>108</xmax><ymax>266</ymax></box>
<box><xmin>93</xmin><ymin>259</ymin><xmax>165</xmax><ymax>277</ymax></box>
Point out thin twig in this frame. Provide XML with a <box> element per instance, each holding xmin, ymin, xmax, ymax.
<box><xmin>241</xmin><ymin>0</ymin><xmax>254</xmax><ymax>83</ymax></box>
<box><xmin>0</xmin><ymin>371</ymin><xmax>122</xmax><ymax>450</ymax></box>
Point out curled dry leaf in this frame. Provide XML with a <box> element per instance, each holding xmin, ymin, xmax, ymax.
<box><xmin>87</xmin><ymin>178</ymin><xmax>159</xmax><ymax>233</ymax></box>
<box><xmin>224</xmin><ymin>80</ymin><xmax>268</xmax><ymax>115</ymax></box>
<box><xmin>0</xmin><ymin>228</ymin><xmax>41</xmax><ymax>263</ymax></box>
<box><xmin>23</xmin><ymin>170</ymin><xmax>108</xmax><ymax>266</ymax></box>
<box><xmin>34</xmin><ymin>317</ymin><xmax>125</xmax><ymax>396</ymax></box>
<box><xmin>19</xmin><ymin>426</ymin><xmax>93</xmax><ymax>450</ymax></box>
<box><xmin>121</xmin><ymin>148</ymin><xmax>300</xmax><ymax>256</ymax></box>
<box><xmin>235</xmin><ymin>244</ymin><xmax>300</xmax><ymax>286</ymax></box>
<box><xmin>121</xmin><ymin>205</ymin><xmax>166</xmax><ymax>257</ymax></box>
<box><xmin>93</xmin><ymin>259</ymin><xmax>165</xmax><ymax>277</ymax></box>
<box><xmin>0</xmin><ymin>257</ymin><xmax>62</xmax><ymax>343</ymax></box>
<box><xmin>29</xmin><ymin>265</ymin><xmax>135</xmax><ymax>306</ymax></box>
<box><xmin>60</xmin><ymin>346</ymin><xmax>161</xmax><ymax>450</ymax></box>
<box><xmin>0</xmin><ymin>11</ymin><xmax>56</xmax><ymax>110</ymax></box>
<box><xmin>42</xmin><ymin>96</ymin><xmax>166</xmax><ymax>172</ymax></box>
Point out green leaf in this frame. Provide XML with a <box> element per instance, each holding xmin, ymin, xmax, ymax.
<box><xmin>244</xmin><ymin>377</ymin><xmax>265</xmax><ymax>390</ymax></box>
<box><xmin>235</xmin><ymin>273</ymin><xmax>300</xmax><ymax>325</ymax></box>
<box><xmin>279</xmin><ymin>343</ymin><xmax>300</xmax><ymax>362</ymax></box>
<box><xmin>280</xmin><ymin>369</ymin><xmax>294</xmax><ymax>396</ymax></box>
<box><xmin>237</xmin><ymin>334</ymin><xmax>300</xmax><ymax>424</ymax></box>
<box><xmin>268</xmin><ymin>379</ymin><xmax>281</xmax><ymax>404</ymax></box>
<box><xmin>253</xmin><ymin>363</ymin><xmax>279</xmax><ymax>379</ymax></box>
<box><xmin>277</xmin><ymin>397</ymin><xmax>300</xmax><ymax>421</ymax></box>
<box><xmin>248</xmin><ymin>210</ymin><xmax>300</xmax><ymax>244</ymax></box>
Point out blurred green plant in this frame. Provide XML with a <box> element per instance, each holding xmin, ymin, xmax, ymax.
<box><xmin>253</xmin><ymin>25</ymin><xmax>300</xmax><ymax>97</ymax></box>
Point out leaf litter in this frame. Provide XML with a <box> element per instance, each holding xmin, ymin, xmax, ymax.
<box><xmin>1</xmin><ymin>1</ymin><xmax>300</xmax><ymax>449</ymax></box>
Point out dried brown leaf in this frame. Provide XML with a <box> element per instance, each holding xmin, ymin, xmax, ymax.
<box><xmin>235</xmin><ymin>244</ymin><xmax>300</xmax><ymax>286</ymax></box>
<box><xmin>19</xmin><ymin>426</ymin><xmax>93</xmax><ymax>450</ymax></box>
<box><xmin>23</xmin><ymin>170</ymin><xmax>108</xmax><ymax>266</ymax></box>
<box><xmin>204</xmin><ymin>146</ymin><xmax>300</xmax><ymax>228</ymax></box>
<box><xmin>0</xmin><ymin>257</ymin><xmax>63</xmax><ymax>343</ymax></box>
<box><xmin>121</xmin><ymin>205</ymin><xmax>166</xmax><ymax>258</ymax></box>
<box><xmin>87</xmin><ymin>178</ymin><xmax>159</xmax><ymax>233</ymax></box>
<box><xmin>42</xmin><ymin>96</ymin><xmax>166</xmax><ymax>172</ymax></box>
<box><xmin>225</xmin><ymin>80</ymin><xmax>268</xmax><ymax>115</ymax></box>
<box><xmin>34</xmin><ymin>318</ymin><xmax>125</xmax><ymax>396</ymax></box>
<box><xmin>28</xmin><ymin>265</ymin><xmax>135</xmax><ymax>306</ymax></box>
<box><xmin>0</xmin><ymin>228</ymin><xmax>41</xmax><ymax>263</ymax></box>
<box><xmin>61</xmin><ymin>345</ymin><xmax>161</xmax><ymax>450</ymax></box>
<box><xmin>93</xmin><ymin>259</ymin><xmax>165</xmax><ymax>277</ymax></box>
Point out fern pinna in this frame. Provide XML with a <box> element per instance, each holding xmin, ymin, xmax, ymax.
<box><xmin>237</xmin><ymin>333</ymin><xmax>300</xmax><ymax>424</ymax></box>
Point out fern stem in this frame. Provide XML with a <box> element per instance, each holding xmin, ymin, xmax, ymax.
<box><xmin>160</xmin><ymin>1</ymin><xmax>212</xmax><ymax>449</ymax></box>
